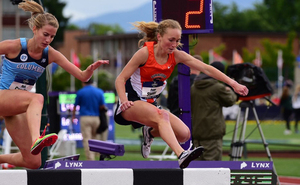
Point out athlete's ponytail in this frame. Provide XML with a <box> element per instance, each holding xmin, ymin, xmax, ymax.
<box><xmin>133</xmin><ymin>19</ymin><xmax>182</xmax><ymax>48</ymax></box>
<box><xmin>18</xmin><ymin>0</ymin><xmax>58</xmax><ymax>30</ymax></box>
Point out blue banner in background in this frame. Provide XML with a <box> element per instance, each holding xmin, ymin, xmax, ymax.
<box><xmin>58</xmin><ymin>91</ymin><xmax>116</xmax><ymax>148</ymax></box>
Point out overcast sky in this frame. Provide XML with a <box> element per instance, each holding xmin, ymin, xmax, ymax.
<box><xmin>61</xmin><ymin>0</ymin><xmax>150</xmax><ymax>21</ymax></box>
<box><xmin>61</xmin><ymin>0</ymin><xmax>262</xmax><ymax>22</ymax></box>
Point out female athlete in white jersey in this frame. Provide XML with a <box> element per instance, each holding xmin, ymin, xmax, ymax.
<box><xmin>0</xmin><ymin>0</ymin><xmax>108</xmax><ymax>169</ymax></box>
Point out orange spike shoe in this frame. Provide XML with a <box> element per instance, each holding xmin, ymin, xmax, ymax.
<box><xmin>30</xmin><ymin>124</ymin><xmax>58</xmax><ymax>155</ymax></box>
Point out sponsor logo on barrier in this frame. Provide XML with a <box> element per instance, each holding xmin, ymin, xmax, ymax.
<box><xmin>240</xmin><ymin>162</ymin><xmax>247</xmax><ymax>169</ymax></box>
<box><xmin>55</xmin><ymin>162</ymin><xmax>61</xmax><ymax>169</ymax></box>
<box><xmin>65</xmin><ymin>162</ymin><xmax>83</xmax><ymax>168</ymax></box>
<box><xmin>251</xmin><ymin>162</ymin><xmax>270</xmax><ymax>168</ymax></box>
<box><xmin>240</xmin><ymin>161</ymin><xmax>271</xmax><ymax>169</ymax></box>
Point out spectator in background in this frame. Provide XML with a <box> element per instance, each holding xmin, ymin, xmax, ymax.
<box><xmin>292</xmin><ymin>84</ymin><xmax>300</xmax><ymax>134</ymax></box>
<box><xmin>280</xmin><ymin>85</ymin><xmax>294</xmax><ymax>135</ymax></box>
<box><xmin>191</xmin><ymin>61</ymin><xmax>237</xmax><ymax>161</ymax></box>
<box><xmin>167</xmin><ymin>55</ymin><xmax>202</xmax><ymax>117</ymax></box>
<box><xmin>72</xmin><ymin>79</ymin><xmax>106</xmax><ymax>160</ymax></box>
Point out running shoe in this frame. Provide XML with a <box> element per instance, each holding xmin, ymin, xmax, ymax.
<box><xmin>31</xmin><ymin>124</ymin><xmax>58</xmax><ymax>155</ymax></box>
<box><xmin>178</xmin><ymin>146</ymin><xmax>204</xmax><ymax>169</ymax></box>
<box><xmin>1</xmin><ymin>163</ymin><xmax>15</xmax><ymax>169</ymax></box>
<box><xmin>141</xmin><ymin>126</ymin><xmax>154</xmax><ymax>158</ymax></box>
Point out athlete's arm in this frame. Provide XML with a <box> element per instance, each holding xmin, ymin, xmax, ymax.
<box><xmin>174</xmin><ymin>50</ymin><xmax>248</xmax><ymax>96</ymax></box>
<box><xmin>49</xmin><ymin>47</ymin><xmax>108</xmax><ymax>82</ymax></box>
<box><xmin>115</xmin><ymin>47</ymin><xmax>148</xmax><ymax>108</ymax></box>
<box><xmin>0</xmin><ymin>39</ymin><xmax>22</xmax><ymax>58</ymax></box>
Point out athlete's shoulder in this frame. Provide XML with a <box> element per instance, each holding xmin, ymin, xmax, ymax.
<box><xmin>173</xmin><ymin>49</ymin><xmax>190</xmax><ymax>63</ymax></box>
<box><xmin>0</xmin><ymin>39</ymin><xmax>21</xmax><ymax>55</ymax></box>
<box><xmin>47</xmin><ymin>46</ymin><xmax>64</xmax><ymax>64</ymax></box>
<box><xmin>132</xmin><ymin>46</ymin><xmax>149</xmax><ymax>61</ymax></box>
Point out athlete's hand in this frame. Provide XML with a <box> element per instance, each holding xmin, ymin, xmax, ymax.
<box><xmin>233</xmin><ymin>82</ymin><xmax>248</xmax><ymax>96</ymax></box>
<box><xmin>86</xmin><ymin>60</ymin><xmax>109</xmax><ymax>71</ymax></box>
<box><xmin>120</xmin><ymin>100</ymin><xmax>134</xmax><ymax>111</ymax></box>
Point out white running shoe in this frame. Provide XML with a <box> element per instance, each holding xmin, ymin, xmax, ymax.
<box><xmin>178</xmin><ymin>146</ymin><xmax>204</xmax><ymax>169</ymax></box>
<box><xmin>284</xmin><ymin>129</ymin><xmax>292</xmax><ymax>135</ymax></box>
<box><xmin>141</xmin><ymin>126</ymin><xmax>154</xmax><ymax>158</ymax></box>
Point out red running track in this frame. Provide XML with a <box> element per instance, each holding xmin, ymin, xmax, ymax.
<box><xmin>279</xmin><ymin>176</ymin><xmax>300</xmax><ymax>185</ymax></box>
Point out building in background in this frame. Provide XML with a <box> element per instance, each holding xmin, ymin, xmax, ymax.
<box><xmin>57</xmin><ymin>30</ymin><xmax>299</xmax><ymax>81</ymax></box>
<box><xmin>0</xmin><ymin>0</ymin><xmax>32</xmax><ymax>41</ymax></box>
<box><xmin>56</xmin><ymin>31</ymin><xmax>140</xmax><ymax>78</ymax></box>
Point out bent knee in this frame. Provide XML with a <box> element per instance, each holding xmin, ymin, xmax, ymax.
<box><xmin>177</xmin><ymin>127</ymin><xmax>191</xmax><ymax>143</ymax></box>
<box><xmin>33</xmin><ymin>94</ymin><xmax>44</xmax><ymax>104</ymax></box>
<box><xmin>157</xmin><ymin>109</ymin><xmax>170</xmax><ymax>122</ymax></box>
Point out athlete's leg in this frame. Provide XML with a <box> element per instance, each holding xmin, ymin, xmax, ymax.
<box><xmin>0</xmin><ymin>113</ymin><xmax>41</xmax><ymax>169</ymax></box>
<box><xmin>0</xmin><ymin>90</ymin><xmax>43</xmax><ymax>142</ymax></box>
<box><xmin>150</xmin><ymin>112</ymin><xmax>191</xmax><ymax>143</ymax></box>
<box><xmin>0</xmin><ymin>90</ymin><xmax>46</xmax><ymax>168</ymax></box>
<box><xmin>121</xmin><ymin>101</ymin><xmax>189</xmax><ymax>157</ymax></box>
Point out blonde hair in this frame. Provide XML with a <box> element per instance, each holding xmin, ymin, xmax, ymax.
<box><xmin>132</xmin><ymin>19</ymin><xmax>182</xmax><ymax>47</ymax></box>
<box><xmin>18</xmin><ymin>0</ymin><xmax>59</xmax><ymax>30</ymax></box>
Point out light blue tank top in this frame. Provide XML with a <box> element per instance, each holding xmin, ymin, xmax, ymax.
<box><xmin>0</xmin><ymin>38</ymin><xmax>49</xmax><ymax>91</ymax></box>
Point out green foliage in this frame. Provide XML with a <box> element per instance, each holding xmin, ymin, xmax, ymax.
<box><xmin>263</xmin><ymin>0</ymin><xmax>300</xmax><ymax>32</ymax></box>
<box><xmin>97</xmin><ymin>70</ymin><xmax>114</xmax><ymax>91</ymax></box>
<box><xmin>241</xmin><ymin>48</ymin><xmax>255</xmax><ymax>63</ymax></box>
<box><xmin>213</xmin><ymin>44</ymin><xmax>227</xmax><ymax>55</ymax></box>
<box><xmin>241</xmin><ymin>32</ymin><xmax>296</xmax><ymax>81</ymax></box>
<box><xmin>213</xmin><ymin>1</ymin><xmax>300</xmax><ymax>32</ymax></box>
<box><xmin>51</xmin><ymin>66</ymin><xmax>71</xmax><ymax>91</ymax></box>
<box><xmin>51</xmin><ymin>55</ymin><xmax>114</xmax><ymax>91</ymax></box>
<box><xmin>88</xmin><ymin>23</ymin><xmax>124</xmax><ymax>35</ymax></box>
<box><xmin>213</xmin><ymin>2</ymin><xmax>268</xmax><ymax>32</ymax></box>
<box><xmin>66</xmin><ymin>24</ymin><xmax>80</xmax><ymax>30</ymax></box>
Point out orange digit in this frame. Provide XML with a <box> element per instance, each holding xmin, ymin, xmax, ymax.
<box><xmin>185</xmin><ymin>0</ymin><xmax>204</xmax><ymax>28</ymax></box>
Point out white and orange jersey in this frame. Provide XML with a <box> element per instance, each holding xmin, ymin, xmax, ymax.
<box><xmin>126</xmin><ymin>42</ymin><xmax>176</xmax><ymax>103</ymax></box>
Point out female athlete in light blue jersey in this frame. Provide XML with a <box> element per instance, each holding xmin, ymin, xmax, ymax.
<box><xmin>0</xmin><ymin>0</ymin><xmax>108</xmax><ymax>169</ymax></box>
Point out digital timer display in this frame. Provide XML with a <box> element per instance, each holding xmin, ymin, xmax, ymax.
<box><xmin>153</xmin><ymin>0</ymin><xmax>213</xmax><ymax>34</ymax></box>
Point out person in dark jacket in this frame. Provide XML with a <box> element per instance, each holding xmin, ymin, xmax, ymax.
<box><xmin>167</xmin><ymin>55</ymin><xmax>202</xmax><ymax>117</ymax></box>
<box><xmin>280</xmin><ymin>85</ymin><xmax>294</xmax><ymax>135</ymax></box>
<box><xmin>191</xmin><ymin>61</ymin><xmax>237</xmax><ymax>161</ymax></box>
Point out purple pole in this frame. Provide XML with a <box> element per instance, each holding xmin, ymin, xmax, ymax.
<box><xmin>178</xmin><ymin>34</ymin><xmax>191</xmax><ymax>150</ymax></box>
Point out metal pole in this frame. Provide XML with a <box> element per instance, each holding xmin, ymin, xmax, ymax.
<box><xmin>178</xmin><ymin>34</ymin><xmax>191</xmax><ymax>150</ymax></box>
<box><xmin>35</xmin><ymin>0</ymin><xmax>48</xmax><ymax>168</ymax></box>
<box><xmin>36</xmin><ymin>72</ymin><xmax>48</xmax><ymax>168</ymax></box>
<box><xmin>15</xmin><ymin>5</ymin><xmax>20</xmax><ymax>38</ymax></box>
<box><xmin>93</xmin><ymin>47</ymin><xmax>98</xmax><ymax>86</ymax></box>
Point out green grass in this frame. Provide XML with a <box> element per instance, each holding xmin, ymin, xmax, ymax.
<box><xmin>73</xmin><ymin>120</ymin><xmax>300</xmax><ymax>177</ymax></box>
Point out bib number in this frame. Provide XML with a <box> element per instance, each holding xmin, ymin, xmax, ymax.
<box><xmin>141</xmin><ymin>81</ymin><xmax>164</xmax><ymax>99</ymax></box>
<box><xmin>9</xmin><ymin>76</ymin><xmax>35</xmax><ymax>91</ymax></box>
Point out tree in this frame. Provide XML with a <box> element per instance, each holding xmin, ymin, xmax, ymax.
<box><xmin>51</xmin><ymin>55</ymin><xmax>114</xmax><ymax>91</ymax></box>
<box><xmin>66</xmin><ymin>24</ymin><xmax>80</xmax><ymax>30</ymax></box>
<box><xmin>212</xmin><ymin>1</ymin><xmax>300</xmax><ymax>32</ymax></box>
<box><xmin>263</xmin><ymin>0</ymin><xmax>300</xmax><ymax>32</ymax></box>
<box><xmin>87</xmin><ymin>23</ymin><xmax>124</xmax><ymax>35</ymax></box>
<box><xmin>211</xmin><ymin>1</ymin><xmax>299</xmax><ymax>83</ymax></box>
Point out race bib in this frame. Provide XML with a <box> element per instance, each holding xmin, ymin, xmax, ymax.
<box><xmin>9</xmin><ymin>76</ymin><xmax>35</xmax><ymax>91</ymax></box>
<box><xmin>141</xmin><ymin>81</ymin><xmax>164</xmax><ymax>99</ymax></box>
